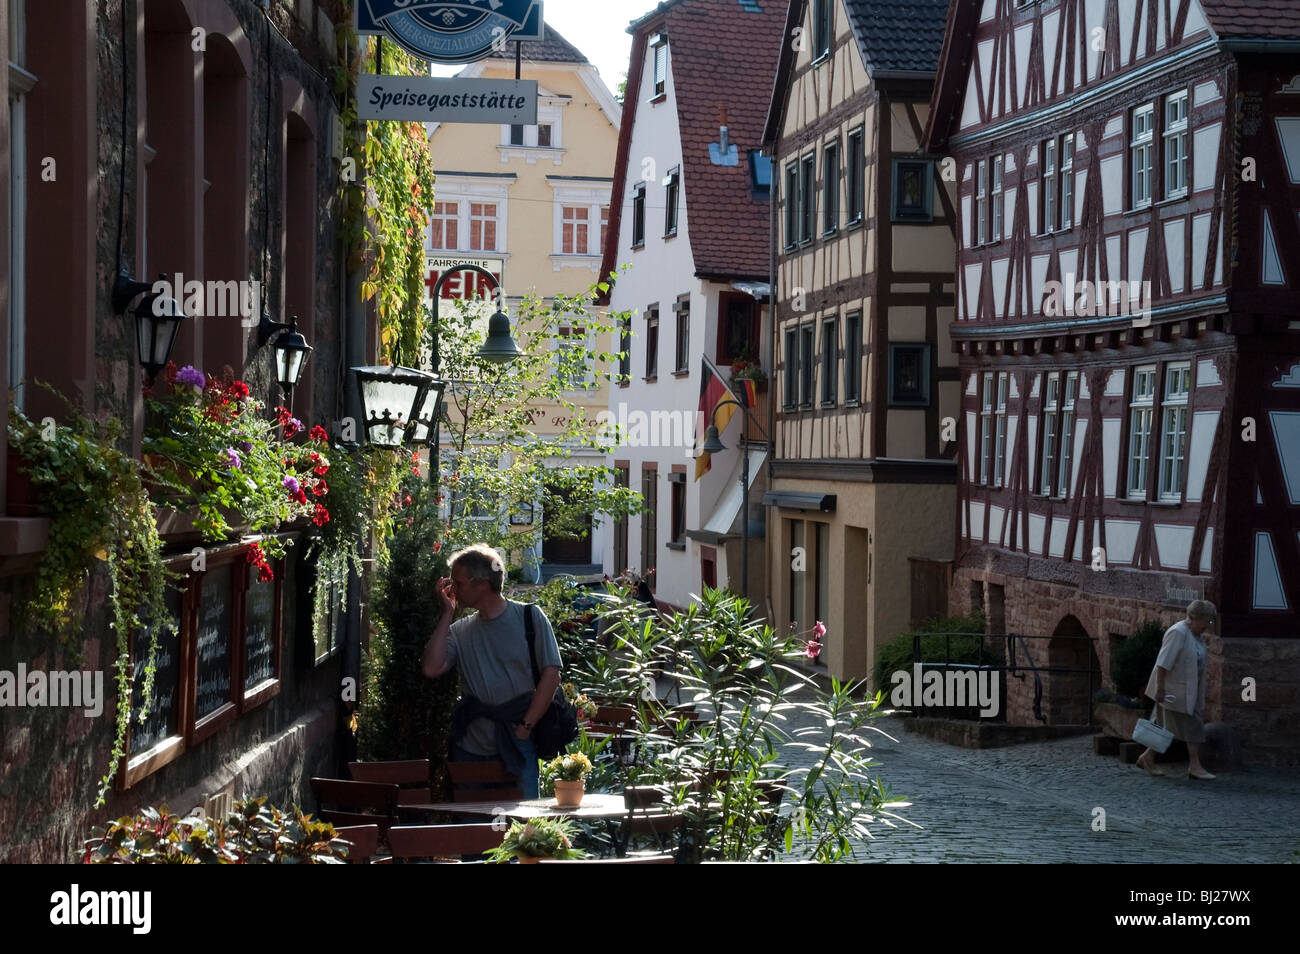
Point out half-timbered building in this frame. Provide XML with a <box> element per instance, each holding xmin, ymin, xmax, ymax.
<box><xmin>925</xmin><ymin>0</ymin><xmax>1300</xmax><ymax>759</ymax></box>
<box><xmin>763</xmin><ymin>0</ymin><xmax>957</xmax><ymax>681</ymax></box>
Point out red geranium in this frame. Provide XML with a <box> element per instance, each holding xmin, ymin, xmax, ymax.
<box><xmin>313</xmin><ymin>480</ymin><xmax>329</xmax><ymax>497</ymax></box>
<box><xmin>311</xmin><ymin>504</ymin><xmax>330</xmax><ymax>527</ymax></box>
<box><xmin>310</xmin><ymin>425</ymin><xmax>328</xmax><ymax>442</ymax></box>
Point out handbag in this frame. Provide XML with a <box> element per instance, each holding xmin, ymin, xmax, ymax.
<box><xmin>521</xmin><ymin>602</ymin><xmax>579</xmax><ymax>760</ymax></box>
<box><xmin>1132</xmin><ymin>704</ymin><xmax>1174</xmax><ymax>754</ymax></box>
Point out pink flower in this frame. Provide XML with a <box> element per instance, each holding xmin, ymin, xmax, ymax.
<box><xmin>813</xmin><ymin>620</ymin><xmax>827</xmax><ymax>639</ymax></box>
<box><xmin>805</xmin><ymin>640</ymin><xmax>823</xmax><ymax>661</ymax></box>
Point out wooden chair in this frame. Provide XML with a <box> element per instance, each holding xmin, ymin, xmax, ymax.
<box><xmin>445</xmin><ymin>760</ymin><xmax>523</xmax><ymax>803</ymax></box>
<box><xmin>332</xmin><ymin>824</ymin><xmax>381</xmax><ymax>863</ymax></box>
<box><xmin>387</xmin><ymin>824</ymin><xmax>505</xmax><ymax>862</ymax></box>
<box><xmin>347</xmin><ymin>759</ymin><xmax>433</xmax><ymax>805</ymax></box>
<box><xmin>310</xmin><ymin>778</ymin><xmax>400</xmax><ymax>837</ymax></box>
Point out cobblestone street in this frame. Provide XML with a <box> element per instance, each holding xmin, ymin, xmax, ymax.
<box><xmin>780</xmin><ymin>711</ymin><xmax>1300</xmax><ymax>864</ymax></box>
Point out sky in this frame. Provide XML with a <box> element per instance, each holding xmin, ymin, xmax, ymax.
<box><xmin>428</xmin><ymin>0</ymin><xmax>657</xmax><ymax>94</ymax></box>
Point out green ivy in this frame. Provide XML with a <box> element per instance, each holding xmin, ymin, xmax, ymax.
<box><xmin>8</xmin><ymin>398</ymin><xmax>177</xmax><ymax>807</ymax></box>
<box><xmin>335</xmin><ymin>4</ymin><xmax>437</xmax><ymax>366</ymax></box>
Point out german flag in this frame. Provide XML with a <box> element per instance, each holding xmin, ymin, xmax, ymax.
<box><xmin>695</xmin><ymin>357</ymin><xmax>739</xmax><ymax>481</ymax></box>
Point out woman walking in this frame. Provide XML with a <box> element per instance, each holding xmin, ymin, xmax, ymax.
<box><xmin>1135</xmin><ymin>600</ymin><xmax>1218</xmax><ymax>780</ymax></box>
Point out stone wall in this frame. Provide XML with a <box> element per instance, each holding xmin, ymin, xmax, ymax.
<box><xmin>0</xmin><ymin>0</ymin><xmax>355</xmax><ymax>862</ymax></box>
<box><xmin>953</xmin><ymin>552</ymin><xmax>1300</xmax><ymax>763</ymax></box>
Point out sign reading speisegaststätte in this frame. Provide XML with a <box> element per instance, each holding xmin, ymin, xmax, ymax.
<box><xmin>358</xmin><ymin>75</ymin><xmax>538</xmax><ymax>124</ymax></box>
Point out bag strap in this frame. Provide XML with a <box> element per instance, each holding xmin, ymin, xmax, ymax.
<box><xmin>1150</xmin><ymin>704</ymin><xmax>1163</xmax><ymax>727</ymax></box>
<box><xmin>521</xmin><ymin>602</ymin><xmax>541</xmax><ymax>688</ymax></box>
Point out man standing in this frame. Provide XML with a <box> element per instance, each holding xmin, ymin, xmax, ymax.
<box><xmin>421</xmin><ymin>544</ymin><xmax>561</xmax><ymax>798</ymax></box>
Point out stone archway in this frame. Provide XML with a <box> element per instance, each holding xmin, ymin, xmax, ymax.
<box><xmin>1047</xmin><ymin>614</ymin><xmax>1102</xmax><ymax>724</ymax></box>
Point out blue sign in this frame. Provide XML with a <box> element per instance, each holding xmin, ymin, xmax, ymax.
<box><xmin>358</xmin><ymin>1</ymin><xmax>544</xmax><ymax>64</ymax></box>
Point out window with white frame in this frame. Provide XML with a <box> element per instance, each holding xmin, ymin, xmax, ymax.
<box><xmin>1041</xmin><ymin>371</ymin><xmax>1078</xmax><ymax>497</ymax></box>
<box><xmin>1158</xmin><ymin>362</ymin><xmax>1190</xmax><ymax>499</ymax></box>
<box><xmin>993</xmin><ymin>373</ymin><xmax>1009</xmax><ymax>488</ymax></box>
<box><xmin>1164</xmin><ymin>90</ymin><xmax>1189</xmax><ymax>199</ymax></box>
<box><xmin>784</xmin><ymin>161</ymin><xmax>799</xmax><ymax>248</ymax></box>
<box><xmin>813</xmin><ymin>0</ymin><xmax>832</xmax><ymax>58</ymax></box>
<box><xmin>427</xmin><ymin>181</ymin><xmax>510</xmax><ymax>254</ymax></box>
<box><xmin>664</xmin><ymin>167</ymin><xmax>680</xmax><ymax>236</ymax></box>
<box><xmin>556</xmin><ymin>325</ymin><xmax>588</xmax><ymax>390</ymax></box>
<box><xmin>1042</xmin><ymin>139</ymin><xmax>1056</xmax><ymax>233</ymax></box>
<box><xmin>980</xmin><ymin>372</ymin><xmax>993</xmax><ymax>485</ymax></box>
<box><xmin>1127</xmin><ymin>365</ymin><xmax>1156</xmax><ymax>497</ymax></box>
<box><xmin>651</xmin><ymin>34</ymin><xmax>668</xmax><ymax>97</ymax></box>
<box><xmin>1057</xmin><ymin>371</ymin><xmax>1078</xmax><ymax>497</ymax></box>
<box><xmin>800</xmin><ymin>153</ymin><xmax>816</xmax><ymax>243</ymax></box>
<box><xmin>991</xmin><ymin>155</ymin><xmax>1003</xmax><ymax>242</ymax></box>
<box><xmin>600</xmin><ymin>205</ymin><xmax>609</xmax><ymax>252</ymax></box>
<box><xmin>430</xmin><ymin>201</ymin><xmax>459</xmax><ymax>251</ymax></box>
<box><xmin>469</xmin><ymin>202</ymin><xmax>498</xmax><ymax>252</ymax></box>
<box><xmin>1131</xmin><ymin>102</ymin><xmax>1154</xmax><ymax>208</ymax></box>
<box><xmin>1060</xmin><ymin>134</ymin><xmax>1074</xmax><ymax>229</ymax></box>
<box><xmin>822</xmin><ymin>140</ymin><xmax>839</xmax><ymax>235</ymax></box>
<box><xmin>501</xmin><ymin>102</ymin><xmax>563</xmax><ymax>150</ymax></box>
<box><xmin>975</xmin><ymin>160</ymin><xmax>987</xmax><ymax>246</ymax></box>
<box><xmin>632</xmin><ymin>183</ymin><xmax>646</xmax><ymax>248</ymax></box>
<box><xmin>1039</xmin><ymin>373</ymin><xmax>1060</xmax><ymax>495</ymax></box>
<box><xmin>561</xmin><ymin>206</ymin><xmax>589</xmax><ymax>255</ymax></box>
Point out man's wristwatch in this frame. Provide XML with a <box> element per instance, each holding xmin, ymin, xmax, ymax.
<box><xmin>522</xmin><ymin>720</ymin><xmax>535</xmax><ymax>731</ymax></box>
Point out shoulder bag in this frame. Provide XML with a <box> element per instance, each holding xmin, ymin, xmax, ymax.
<box><xmin>521</xmin><ymin>602</ymin><xmax>579</xmax><ymax>760</ymax></box>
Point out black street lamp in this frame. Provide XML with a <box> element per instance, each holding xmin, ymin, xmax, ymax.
<box><xmin>351</xmin><ymin>359</ymin><xmax>439</xmax><ymax>449</ymax></box>
<box><xmin>112</xmin><ymin>271</ymin><xmax>190</xmax><ymax>383</ymax></box>
<box><xmin>428</xmin><ymin>264</ymin><xmax>522</xmax><ymax>475</ymax></box>
<box><xmin>258</xmin><ymin>312</ymin><xmax>313</xmax><ymax>396</ymax></box>
<box><xmin>701</xmin><ymin>396</ymin><xmax>752</xmax><ymax>599</ymax></box>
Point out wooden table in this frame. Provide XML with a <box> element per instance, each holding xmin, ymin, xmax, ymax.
<box><xmin>399</xmin><ymin>792</ymin><xmax>630</xmax><ymax>820</ymax></box>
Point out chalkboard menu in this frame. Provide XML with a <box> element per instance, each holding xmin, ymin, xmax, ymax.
<box><xmin>195</xmin><ymin>565</ymin><xmax>234</xmax><ymax>720</ymax></box>
<box><xmin>244</xmin><ymin>573</ymin><xmax>277</xmax><ymax>693</ymax></box>
<box><xmin>129</xmin><ymin>587</ymin><xmax>183</xmax><ymax>755</ymax></box>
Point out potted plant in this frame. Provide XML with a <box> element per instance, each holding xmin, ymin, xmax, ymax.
<box><xmin>730</xmin><ymin>356</ymin><xmax>768</xmax><ymax>390</ymax></box>
<box><xmin>485</xmin><ymin>818</ymin><xmax>586</xmax><ymax>864</ymax></box>
<box><xmin>545</xmin><ymin>751</ymin><xmax>593</xmax><ymax>808</ymax></box>
<box><xmin>142</xmin><ymin>363</ymin><xmax>330</xmax><ymax>564</ymax></box>
<box><xmin>563</xmin><ymin>683</ymin><xmax>599</xmax><ymax>723</ymax></box>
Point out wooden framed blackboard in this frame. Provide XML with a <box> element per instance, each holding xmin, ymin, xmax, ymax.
<box><xmin>243</xmin><ymin>560</ymin><xmax>282</xmax><ymax>708</ymax></box>
<box><xmin>125</xmin><ymin>584</ymin><xmax>186</xmax><ymax>782</ymax></box>
<box><xmin>191</xmin><ymin>563</ymin><xmax>237</xmax><ymax>742</ymax></box>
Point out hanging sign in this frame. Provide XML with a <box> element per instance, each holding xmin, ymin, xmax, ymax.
<box><xmin>358</xmin><ymin>74</ymin><xmax>538</xmax><ymax>123</ymax></box>
<box><xmin>426</xmin><ymin>257</ymin><xmax>504</xmax><ymax>302</ymax></box>
<box><xmin>357</xmin><ymin>1</ymin><xmax>545</xmax><ymax>64</ymax></box>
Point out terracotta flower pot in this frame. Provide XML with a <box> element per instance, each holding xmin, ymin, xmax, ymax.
<box><xmin>515</xmin><ymin>854</ymin><xmax>542</xmax><ymax>864</ymax></box>
<box><xmin>553</xmin><ymin>778</ymin><xmax>585</xmax><ymax>808</ymax></box>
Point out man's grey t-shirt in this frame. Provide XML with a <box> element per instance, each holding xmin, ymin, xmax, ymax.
<box><xmin>446</xmin><ymin>601</ymin><xmax>562</xmax><ymax>756</ymax></box>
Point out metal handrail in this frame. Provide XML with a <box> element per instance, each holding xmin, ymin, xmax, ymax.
<box><xmin>906</xmin><ymin>630</ymin><xmax>1098</xmax><ymax>725</ymax></box>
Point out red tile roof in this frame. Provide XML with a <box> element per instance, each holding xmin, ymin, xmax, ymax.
<box><xmin>600</xmin><ymin>0</ymin><xmax>786</xmax><ymax>291</ymax></box>
<box><xmin>1200</xmin><ymin>0</ymin><xmax>1300</xmax><ymax>40</ymax></box>
<box><xmin>670</xmin><ymin>1</ymin><xmax>785</xmax><ymax>280</ymax></box>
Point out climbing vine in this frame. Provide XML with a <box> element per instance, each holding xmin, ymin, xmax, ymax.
<box><xmin>334</xmin><ymin>3</ymin><xmax>437</xmax><ymax>366</ymax></box>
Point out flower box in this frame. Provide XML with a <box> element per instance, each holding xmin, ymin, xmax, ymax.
<box><xmin>5</xmin><ymin>446</ymin><xmax>45</xmax><ymax>516</ymax></box>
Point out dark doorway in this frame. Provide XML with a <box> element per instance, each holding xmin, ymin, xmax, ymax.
<box><xmin>1048</xmin><ymin>615</ymin><xmax>1101</xmax><ymax>724</ymax></box>
<box><xmin>542</xmin><ymin>481</ymin><xmax>592</xmax><ymax>565</ymax></box>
